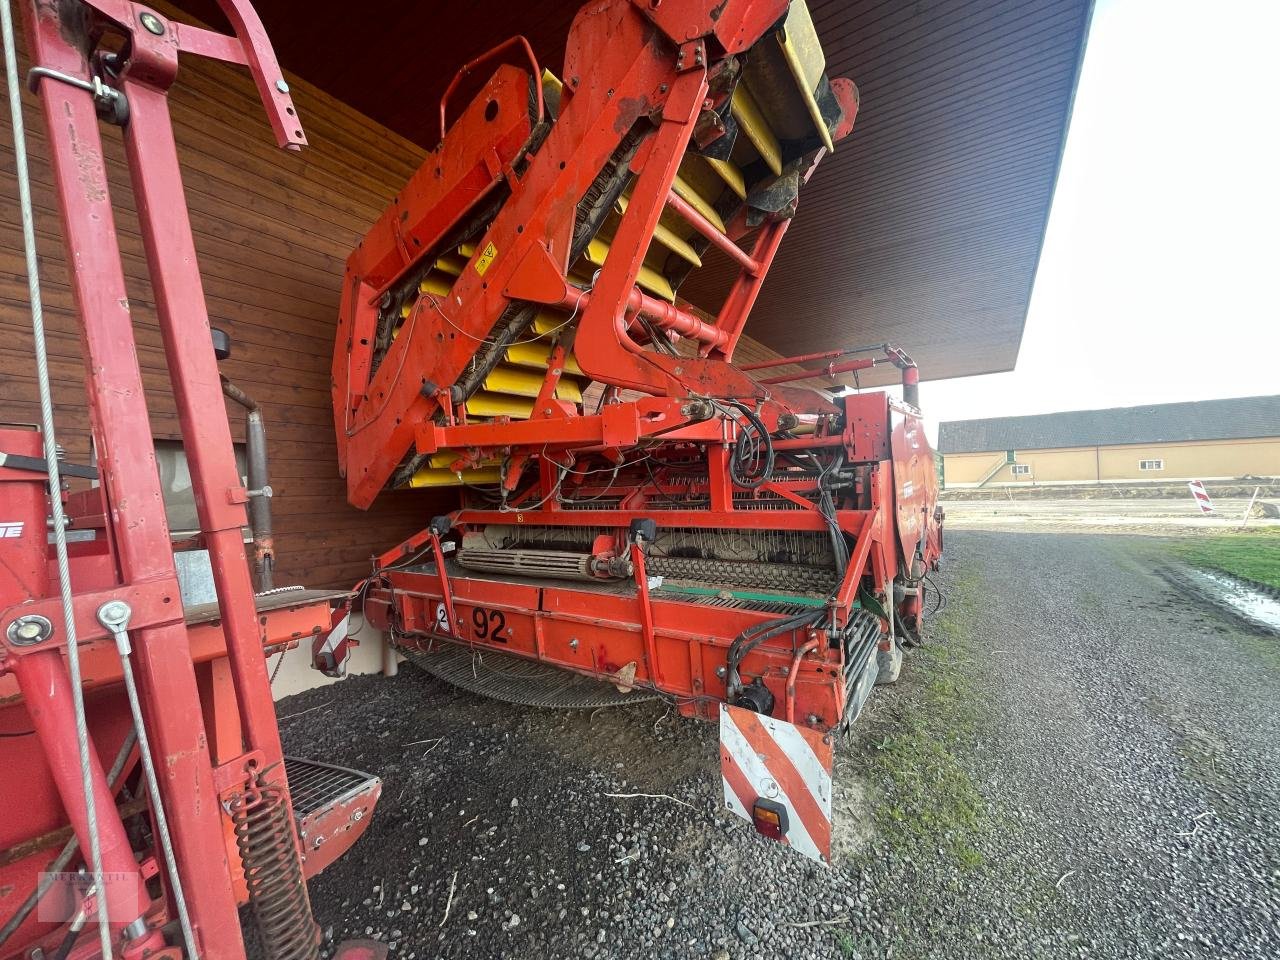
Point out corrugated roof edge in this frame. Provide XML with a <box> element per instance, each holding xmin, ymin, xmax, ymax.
<box><xmin>938</xmin><ymin>394</ymin><xmax>1280</xmax><ymax>454</ymax></box>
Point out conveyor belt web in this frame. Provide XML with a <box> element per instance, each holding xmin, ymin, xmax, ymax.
<box><xmin>400</xmin><ymin>643</ymin><xmax>661</xmax><ymax>708</ymax></box>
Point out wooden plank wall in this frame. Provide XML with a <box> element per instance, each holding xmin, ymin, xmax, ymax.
<box><xmin>0</xmin><ymin>7</ymin><xmax>448</xmax><ymax>589</ymax></box>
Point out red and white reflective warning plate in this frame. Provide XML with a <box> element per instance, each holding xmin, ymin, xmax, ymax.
<box><xmin>719</xmin><ymin>703</ymin><xmax>834</xmax><ymax>864</ymax></box>
<box><xmin>1188</xmin><ymin>479</ymin><xmax>1214</xmax><ymax>514</ymax></box>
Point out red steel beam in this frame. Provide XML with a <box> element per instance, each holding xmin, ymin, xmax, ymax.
<box><xmin>553</xmin><ymin>284</ymin><xmax>730</xmax><ymax>350</ymax></box>
<box><xmin>120</xmin><ymin>72</ymin><xmax>286</xmax><ymax>770</ymax></box>
<box><xmin>18</xmin><ymin>3</ymin><xmax>245</xmax><ymax>951</ymax></box>
<box><xmin>665</xmin><ymin>188</ymin><xmax>760</xmax><ymax>275</ymax></box>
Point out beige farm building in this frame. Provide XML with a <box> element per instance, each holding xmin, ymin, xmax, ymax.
<box><xmin>938</xmin><ymin>395</ymin><xmax>1280</xmax><ymax>488</ymax></box>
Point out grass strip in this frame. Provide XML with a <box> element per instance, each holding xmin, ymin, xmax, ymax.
<box><xmin>1175</xmin><ymin>529</ymin><xmax>1280</xmax><ymax>590</ymax></box>
<box><xmin>861</xmin><ymin>569</ymin><xmax>988</xmax><ymax>867</ymax></box>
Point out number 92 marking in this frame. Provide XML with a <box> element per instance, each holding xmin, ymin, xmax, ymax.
<box><xmin>471</xmin><ymin>606</ymin><xmax>508</xmax><ymax>643</ymax></box>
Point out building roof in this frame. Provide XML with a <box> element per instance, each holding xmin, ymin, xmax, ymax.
<box><xmin>938</xmin><ymin>395</ymin><xmax>1280</xmax><ymax>455</ymax></box>
<box><xmin>179</xmin><ymin>0</ymin><xmax>1093</xmax><ymax>386</ymax></box>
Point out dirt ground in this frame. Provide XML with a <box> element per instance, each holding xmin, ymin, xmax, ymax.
<box><xmin>268</xmin><ymin>528</ymin><xmax>1280</xmax><ymax>960</ymax></box>
<box><xmin>942</xmin><ymin>496</ymin><xmax>1280</xmax><ymax>535</ymax></box>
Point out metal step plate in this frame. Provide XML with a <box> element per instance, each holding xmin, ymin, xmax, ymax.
<box><xmin>399</xmin><ymin>642</ymin><xmax>660</xmax><ymax>709</ymax></box>
<box><xmin>284</xmin><ymin>757</ymin><xmax>381</xmax><ymax>877</ymax></box>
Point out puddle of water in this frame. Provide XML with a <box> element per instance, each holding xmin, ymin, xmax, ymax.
<box><xmin>1185</xmin><ymin>568</ymin><xmax>1280</xmax><ymax>633</ymax></box>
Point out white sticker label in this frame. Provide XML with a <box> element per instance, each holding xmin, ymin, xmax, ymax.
<box><xmin>0</xmin><ymin>521</ymin><xmax>24</xmax><ymax>538</ymax></box>
<box><xmin>434</xmin><ymin>602</ymin><xmax>453</xmax><ymax>635</ymax></box>
<box><xmin>901</xmin><ymin>481</ymin><xmax>914</xmax><ymax>498</ymax></box>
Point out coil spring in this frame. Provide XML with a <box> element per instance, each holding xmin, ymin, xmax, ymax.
<box><xmin>230</xmin><ymin>779</ymin><xmax>321</xmax><ymax>960</ymax></box>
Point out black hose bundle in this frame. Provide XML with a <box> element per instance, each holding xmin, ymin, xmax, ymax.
<box><xmin>816</xmin><ymin>454</ymin><xmax>850</xmax><ymax>578</ymax></box>
<box><xmin>724</xmin><ymin>607</ymin><xmax>828</xmax><ymax>700</ymax></box>
<box><xmin>719</xmin><ymin>400</ymin><xmax>774</xmax><ymax>490</ymax></box>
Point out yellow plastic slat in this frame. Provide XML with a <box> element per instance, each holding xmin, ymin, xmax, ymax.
<box><xmin>484</xmin><ymin>365</ymin><xmax>584</xmax><ymax>403</ymax></box>
<box><xmin>466</xmin><ymin>392</ymin><xmax>534</xmax><ymax>419</ymax></box>
<box><xmin>703</xmin><ymin>156</ymin><xmax>747</xmax><ymax>199</ymax></box>
<box><xmin>779</xmin><ymin>0</ymin><xmax>834</xmax><ymax>153</ymax></box>
<box><xmin>533</xmin><ymin>310</ymin><xmax>573</xmax><ymax>336</ymax></box>
<box><xmin>731</xmin><ymin>84</ymin><xmax>783</xmax><ymax>176</ymax></box>
<box><xmin>419</xmin><ymin>273</ymin><xmax>452</xmax><ymax>297</ymax></box>
<box><xmin>670</xmin><ymin>173</ymin><xmax>727</xmax><ymax>234</ymax></box>
<box><xmin>615</xmin><ymin>193</ymin><xmax>702</xmax><ymax>267</ymax></box>
<box><xmin>432</xmin><ymin>256</ymin><xmax>465</xmax><ymax>277</ymax></box>
<box><xmin>506</xmin><ymin>341</ymin><xmax>584</xmax><ymax>376</ymax></box>
<box><xmin>541</xmin><ymin>68</ymin><xmax>564</xmax><ymax>99</ymax></box>
<box><xmin>585</xmin><ymin>238</ymin><xmax>677</xmax><ymax>302</ymax></box>
<box><xmin>427</xmin><ymin>451</ymin><xmax>501</xmax><ymax>469</ymax></box>
<box><xmin>458</xmin><ymin>242</ymin><xmax>477</xmax><ymax>258</ymax></box>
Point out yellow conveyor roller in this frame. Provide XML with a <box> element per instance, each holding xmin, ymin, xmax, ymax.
<box><xmin>409</xmin><ymin>466</ymin><xmax>502</xmax><ymax>488</ymax></box>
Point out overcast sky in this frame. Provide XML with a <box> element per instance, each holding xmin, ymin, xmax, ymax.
<box><xmin>916</xmin><ymin>0</ymin><xmax>1280</xmax><ymax>443</ymax></box>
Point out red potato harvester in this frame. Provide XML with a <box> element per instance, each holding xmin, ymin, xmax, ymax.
<box><xmin>0</xmin><ymin>2</ymin><xmax>379</xmax><ymax>958</ymax></box>
<box><xmin>326</xmin><ymin>0</ymin><xmax>944</xmax><ymax>862</ymax></box>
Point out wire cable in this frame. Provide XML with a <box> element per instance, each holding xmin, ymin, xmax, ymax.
<box><xmin>113</xmin><ymin>628</ymin><xmax>199</xmax><ymax>958</ymax></box>
<box><xmin>0</xmin><ymin>6</ymin><xmax>112</xmax><ymax>953</ymax></box>
<box><xmin>724</xmin><ymin>607</ymin><xmax>828</xmax><ymax>699</ymax></box>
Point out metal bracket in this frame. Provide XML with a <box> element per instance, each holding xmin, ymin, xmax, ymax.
<box><xmin>675</xmin><ymin>39</ymin><xmax>706</xmax><ymax>73</ymax></box>
<box><xmin>96</xmin><ymin>599</ymin><xmax>133</xmax><ymax>654</ymax></box>
<box><xmin>0</xmin><ymin>450</ymin><xmax>99</xmax><ymax>480</ymax></box>
<box><xmin>27</xmin><ymin>65</ymin><xmax>129</xmax><ymax>124</ymax></box>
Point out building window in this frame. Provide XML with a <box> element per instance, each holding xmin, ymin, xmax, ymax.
<box><xmin>1011</xmin><ymin>464</ymin><xmax>1031</xmax><ymax>477</ymax></box>
<box><xmin>1139</xmin><ymin>459</ymin><xmax>1164</xmax><ymax>471</ymax></box>
<box><xmin>154</xmin><ymin>439</ymin><xmax>248</xmax><ymax>537</ymax></box>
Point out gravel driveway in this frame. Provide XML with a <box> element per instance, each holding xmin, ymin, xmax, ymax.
<box><xmin>268</xmin><ymin>530</ymin><xmax>1280</xmax><ymax>959</ymax></box>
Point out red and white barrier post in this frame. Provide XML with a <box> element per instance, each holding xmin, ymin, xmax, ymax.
<box><xmin>1187</xmin><ymin>479</ymin><xmax>1214</xmax><ymax>514</ymax></box>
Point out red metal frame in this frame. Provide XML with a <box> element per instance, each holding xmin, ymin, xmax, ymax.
<box><xmin>324</xmin><ymin>3</ymin><xmax>940</xmax><ymax>734</ymax></box>
<box><xmin>0</xmin><ymin>3</ymin><xmax>356</xmax><ymax>958</ymax></box>
<box><xmin>331</xmin><ymin>0</ymin><xmax>861</xmax><ymax>508</ymax></box>
<box><xmin>338</xmin><ymin>385</ymin><xmax>939</xmax><ymax>730</ymax></box>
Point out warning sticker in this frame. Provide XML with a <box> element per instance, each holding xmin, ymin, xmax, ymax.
<box><xmin>475</xmin><ymin>241</ymin><xmax>498</xmax><ymax>277</ymax></box>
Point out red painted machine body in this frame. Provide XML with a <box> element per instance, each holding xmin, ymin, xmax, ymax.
<box><xmin>0</xmin><ymin>3</ymin><xmax>373</xmax><ymax>958</ymax></box>
<box><xmin>327</xmin><ymin>0</ymin><xmax>944</xmax><ymax>736</ymax></box>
